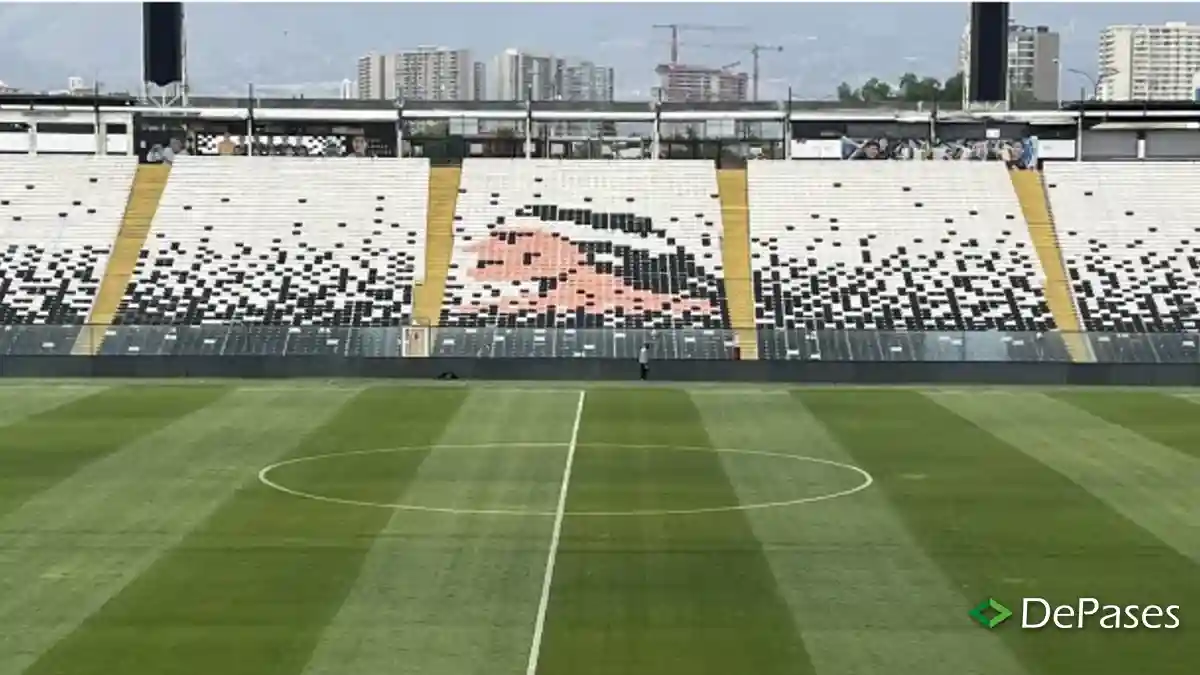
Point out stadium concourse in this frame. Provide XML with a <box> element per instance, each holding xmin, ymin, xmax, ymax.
<box><xmin>0</xmin><ymin>151</ymin><xmax>1199</xmax><ymax>364</ymax></box>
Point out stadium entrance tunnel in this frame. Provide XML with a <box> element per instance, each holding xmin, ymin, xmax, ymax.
<box><xmin>257</xmin><ymin>443</ymin><xmax>874</xmax><ymax>517</ymax></box>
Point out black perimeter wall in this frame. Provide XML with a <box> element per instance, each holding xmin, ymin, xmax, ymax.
<box><xmin>2</xmin><ymin>357</ymin><xmax>1199</xmax><ymax>386</ymax></box>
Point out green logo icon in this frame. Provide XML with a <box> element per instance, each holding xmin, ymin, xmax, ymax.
<box><xmin>970</xmin><ymin>598</ymin><xmax>1013</xmax><ymax>628</ymax></box>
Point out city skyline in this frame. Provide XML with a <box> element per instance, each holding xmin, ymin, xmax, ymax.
<box><xmin>351</xmin><ymin>46</ymin><xmax>617</xmax><ymax>103</ymax></box>
<box><xmin>3</xmin><ymin>4</ymin><xmax>1200</xmax><ymax>102</ymax></box>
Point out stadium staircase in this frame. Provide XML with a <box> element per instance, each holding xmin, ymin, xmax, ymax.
<box><xmin>412</xmin><ymin>166</ymin><xmax>461</xmax><ymax>342</ymax></box>
<box><xmin>717</xmin><ymin>168</ymin><xmax>758</xmax><ymax>360</ymax></box>
<box><xmin>1010</xmin><ymin>169</ymin><xmax>1093</xmax><ymax>363</ymax></box>
<box><xmin>72</xmin><ymin>164</ymin><xmax>171</xmax><ymax>356</ymax></box>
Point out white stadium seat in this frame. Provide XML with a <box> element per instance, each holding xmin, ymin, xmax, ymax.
<box><xmin>0</xmin><ymin>156</ymin><xmax>135</xmax><ymax>353</ymax></box>
<box><xmin>110</xmin><ymin>157</ymin><xmax>429</xmax><ymax>355</ymax></box>
<box><xmin>748</xmin><ymin>162</ymin><xmax>1056</xmax><ymax>359</ymax></box>
<box><xmin>1044</xmin><ymin>162</ymin><xmax>1200</xmax><ymax>333</ymax></box>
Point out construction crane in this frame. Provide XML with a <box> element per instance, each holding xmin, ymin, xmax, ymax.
<box><xmin>651</xmin><ymin>23</ymin><xmax>746</xmax><ymax>65</ymax></box>
<box><xmin>748</xmin><ymin>44</ymin><xmax>784</xmax><ymax>102</ymax></box>
<box><xmin>698</xmin><ymin>43</ymin><xmax>784</xmax><ymax>101</ymax></box>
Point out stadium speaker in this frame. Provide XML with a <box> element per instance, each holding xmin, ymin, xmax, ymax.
<box><xmin>142</xmin><ymin>2</ymin><xmax>184</xmax><ymax>86</ymax></box>
<box><xmin>968</xmin><ymin>2</ymin><xmax>1009</xmax><ymax>103</ymax></box>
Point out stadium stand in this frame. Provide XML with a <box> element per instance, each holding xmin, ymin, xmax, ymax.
<box><xmin>0</xmin><ymin>156</ymin><xmax>136</xmax><ymax>355</ymax></box>
<box><xmin>100</xmin><ymin>156</ymin><xmax>430</xmax><ymax>356</ymax></box>
<box><xmin>747</xmin><ymin>162</ymin><xmax>1067</xmax><ymax>361</ymax></box>
<box><xmin>432</xmin><ymin>159</ymin><xmax>734</xmax><ymax>359</ymax></box>
<box><xmin>1044</xmin><ymin>162</ymin><xmax>1200</xmax><ymax>363</ymax></box>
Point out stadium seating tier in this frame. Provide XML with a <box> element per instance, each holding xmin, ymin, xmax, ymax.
<box><xmin>0</xmin><ymin>156</ymin><xmax>136</xmax><ymax>354</ymax></box>
<box><xmin>1045</xmin><ymin>162</ymin><xmax>1200</xmax><ymax>333</ymax></box>
<box><xmin>1044</xmin><ymin>162</ymin><xmax>1200</xmax><ymax>363</ymax></box>
<box><xmin>105</xmin><ymin>157</ymin><xmax>430</xmax><ymax>355</ymax></box>
<box><xmin>9</xmin><ymin>152</ymin><xmax>1195</xmax><ymax>364</ymax></box>
<box><xmin>748</xmin><ymin>162</ymin><xmax>1061</xmax><ymax>361</ymax></box>
<box><xmin>434</xmin><ymin>159</ymin><xmax>733</xmax><ymax>358</ymax></box>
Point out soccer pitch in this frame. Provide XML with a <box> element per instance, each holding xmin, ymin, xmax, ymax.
<box><xmin>0</xmin><ymin>381</ymin><xmax>1197</xmax><ymax>675</ymax></box>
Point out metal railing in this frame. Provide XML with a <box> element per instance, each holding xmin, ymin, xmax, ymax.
<box><xmin>2</xmin><ymin>325</ymin><xmax>1198</xmax><ymax>363</ymax></box>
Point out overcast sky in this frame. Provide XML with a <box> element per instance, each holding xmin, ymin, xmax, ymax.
<box><xmin>1</xmin><ymin>2</ymin><xmax>1198</xmax><ymax>99</ymax></box>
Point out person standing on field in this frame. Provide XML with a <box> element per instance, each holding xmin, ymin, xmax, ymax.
<box><xmin>639</xmin><ymin>343</ymin><xmax>650</xmax><ymax>381</ymax></box>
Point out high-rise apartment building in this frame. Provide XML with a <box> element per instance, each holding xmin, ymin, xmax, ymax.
<box><xmin>491</xmin><ymin>49</ymin><xmax>565</xmax><ymax>101</ymax></box>
<box><xmin>473</xmin><ymin>62</ymin><xmax>488</xmax><ymax>100</ymax></box>
<box><xmin>490</xmin><ymin>50</ymin><xmax>615</xmax><ymax>102</ymax></box>
<box><xmin>356</xmin><ymin>47</ymin><xmax>473</xmax><ymax>101</ymax></box>
<box><xmin>654</xmin><ymin>63</ymin><xmax>749</xmax><ymax>103</ymax></box>
<box><xmin>357</xmin><ymin>53</ymin><xmax>397</xmax><ymax>100</ymax></box>
<box><xmin>562</xmin><ymin>61</ymin><xmax>615</xmax><ymax>102</ymax></box>
<box><xmin>396</xmin><ymin>47</ymin><xmax>472</xmax><ymax>101</ymax></box>
<box><xmin>958</xmin><ymin>21</ymin><xmax>1060</xmax><ymax>102</ymax></box>
<box><xmin>1098</xmin><ymin>22</ymin><xmax>1200</xmax><ymax>101</ymax></box>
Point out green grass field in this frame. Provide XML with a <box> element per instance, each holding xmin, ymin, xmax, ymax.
<box><xmin>0</xmin><ymin>381</ymin><xmax>1197</xmax><ymax>675</ymax></box>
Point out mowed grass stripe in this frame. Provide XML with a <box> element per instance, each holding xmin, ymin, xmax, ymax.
<box><xmin>1052</xmin><ymin>391</ymin><xmax>1200</xmax><ymax>462</ymax></box>
<box><xmin>0</xmin><ymin>385</ymin><xmax>229</xmax><ymax>519</ymax></box>
<box><xmin>930</xmin><ymin>391</ymin><xmax>1200</xmax><ymax>565</ymax></box>
<box><xmin>536</xmin><ymin>389</ymin><xmax>815</xmax><ymax>675</ymax></box>
<box><xmin>22</xmin><ymin>386</ymin><xmax>469</xmax><ymax>675</ymax></box>
<box><xmin>692</xmin><ymin>392</ymin><xmax>1029</xmax><ymax>675</ymax></box>
<box><xmin>302</xmin><ymin>390</ymin><xmax>578</xmax><ymax>675</ymax></box>
<box><xmin>0</xmin><ymin>385</ymin><xmax>109</xmax><ymax>428</ymax></box>
<box><xmin>799</xmin><ymin>390</ymin><xmax>1200</xmax><ymax>675</ymax></box>
<box><xmin>0</xmin><ymin>387</ymin><xmax>360</xmax><ymax>675</ymax></box>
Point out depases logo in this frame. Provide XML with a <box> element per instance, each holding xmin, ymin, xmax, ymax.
<box><xmin>971</xmin><ymin>597</ymin><xmax>1181</xmax><ymax>630</ymax></box>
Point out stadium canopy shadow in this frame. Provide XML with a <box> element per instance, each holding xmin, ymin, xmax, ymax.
<box><xmin>2</xmin><ymin>357</ymin><xmax>1200</xmax><ymax>386</ymax></box>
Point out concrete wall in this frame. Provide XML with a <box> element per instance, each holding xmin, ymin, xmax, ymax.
<box><xmin>2</xmin><ymin>357</ymin><xmax>1200</xmax><ymax>386</ymax></box>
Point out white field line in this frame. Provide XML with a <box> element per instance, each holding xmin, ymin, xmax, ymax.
<box><xmin>525</xmin><ymin>389</ymin><xmax>585</xmax><ymax>675</ymax></box>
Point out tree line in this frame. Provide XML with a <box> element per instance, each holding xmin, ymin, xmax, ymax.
<box><xmin>836</xmin><ymin>72</ymin><xmax>965</xmax><ymax>104</ymax></box>
<box><xmin>835</xmin><ymin>71</ymin><xmax>1042</xmax><ymax>105</ymax></box>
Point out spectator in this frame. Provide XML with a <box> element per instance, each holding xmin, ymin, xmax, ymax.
<box><xmin>350</xmin><ymin>135</ymin><xmax>370</xmax><ymax>157</ymax></box>
<box><xmin>161</xmin><ymin>136</ymin><xmax>187</xmax><ymax>164</ymax></box>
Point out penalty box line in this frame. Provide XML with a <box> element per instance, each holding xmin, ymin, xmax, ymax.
<box><xmin>525</xmin><ymin>389</ymin><xmax>586</xmax><ymax>675</ymax></box>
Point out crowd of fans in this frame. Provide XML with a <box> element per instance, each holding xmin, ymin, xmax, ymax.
<box><xmin>145</xmin><ymin>133</ymin><xmax>388</xmax><ymax>163</ymax></box>
<box><xmin>842</xmin><ymin>136</ymin><xmax>1038</xmax><ymax>168</ymax></box>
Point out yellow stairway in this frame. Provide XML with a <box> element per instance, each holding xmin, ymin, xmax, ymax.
<box><xmin>412</xmin><ymin>166</ymin><xmax>460</xmax><ymax>339</ymax></box>
<box><xmin>717</xmin><ymin>168</ymin><xmax>758</xmax><ymax>360</ymax></box>
<box><xmin>1009</xmin><ymin>169</ymin><xmax>1092</xmax><ymax>363</ymax></box>
<box><xmin>72</xmin><ymin>164</ymin><xmax>171</xmax><ymax>355</ymax></box>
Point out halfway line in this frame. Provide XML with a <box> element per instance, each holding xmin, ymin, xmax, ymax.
<box><xmin>525</xmin><ymin>389</ymin><xmax>586</xmax><ymax>675</ymax></box>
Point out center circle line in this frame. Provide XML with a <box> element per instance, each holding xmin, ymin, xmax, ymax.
<box><xmin>257</xmin><ymin>442</ymin><xmax>874</xmax><ymax>517</ymax></box>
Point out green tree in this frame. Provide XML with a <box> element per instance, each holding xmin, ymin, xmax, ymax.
<box><xmin>941</xmin><ymin>72</ymin><xmax>965</xmax><ymax>104</ymax></box>
<box><xmin>834</xmin><ymin>72</ymin><xmax>965</xmax><ymax>105</ymax></box>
